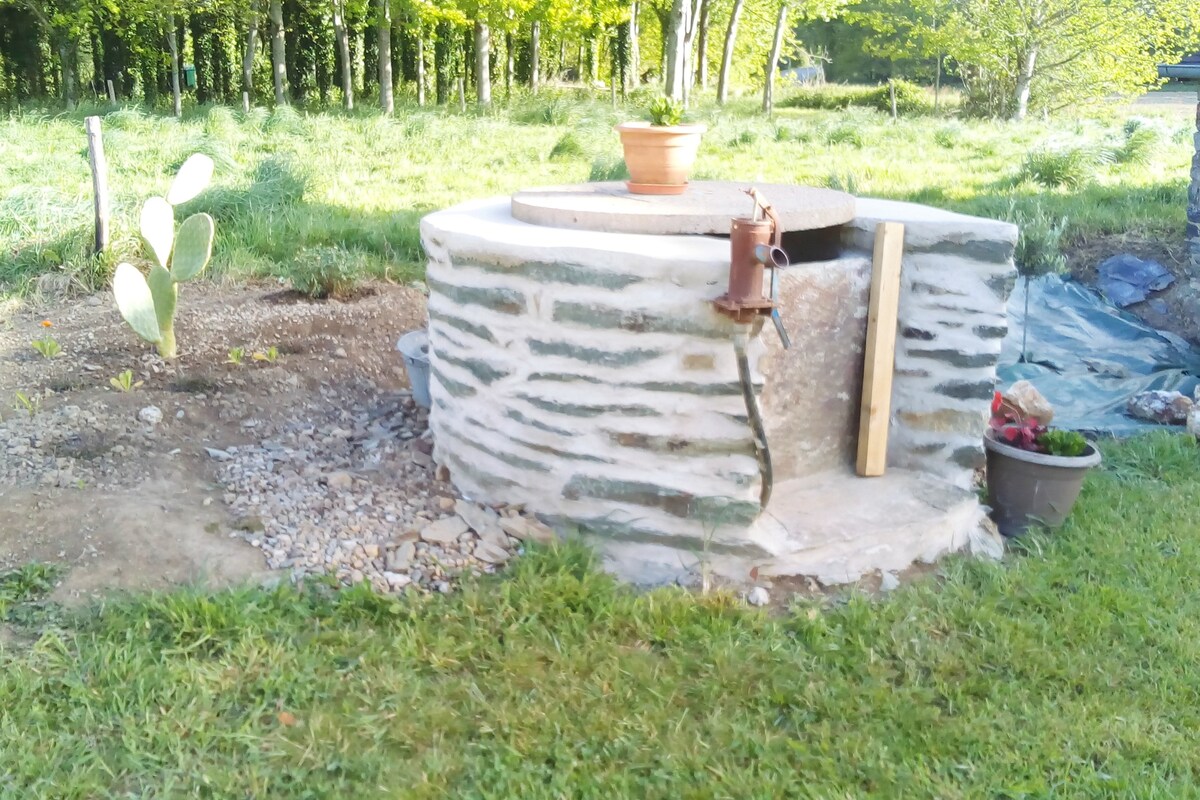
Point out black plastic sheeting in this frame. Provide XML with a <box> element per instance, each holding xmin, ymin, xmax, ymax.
<box><xmin>996</xmin><ymin>275</ymin><xmax>1200</xmax><ymax>433</ymax></box>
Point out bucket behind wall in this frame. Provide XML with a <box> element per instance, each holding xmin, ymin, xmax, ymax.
<box><xmin>397</xmin><ymin>329</ymin><xmax>431</xmax><ymax>409</ymax></box>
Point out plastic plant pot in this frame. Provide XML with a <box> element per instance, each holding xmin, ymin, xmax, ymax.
<box><xmin>984</xmin><ymin>429</ymin><xmax>1101</xmax><ymax>537</ymax></box>
<box><xmin>396</xmin><ymin>329</ymin><xmax>431</xmax><ymax>409</ymax></box>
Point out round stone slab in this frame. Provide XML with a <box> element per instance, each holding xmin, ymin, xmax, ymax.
<box><xmin>511</xmin><ymin>181</ymin><xmax>856</xmax><ymax>235</ymax></box>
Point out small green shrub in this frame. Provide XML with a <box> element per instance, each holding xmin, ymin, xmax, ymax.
<box><xmin>1112</xmin><ymin>119</ymin><xmax>1162</xmax><ymax>167</ymax></box>
<box><xmin>824</xmin><ymin>124</ymin><xmax>864</xmax><ymax>147</ymax></box>
<box><xmin>588</xmin><ymin>155</ymin><xmax>630</xmax><ymax>182</ymax></box>
<box><xmin>1020</xmin><ymin>145</ymin><xmax>1109</xmax><ymax>189</ymax></box>
<box><xmin>824</xmin><ymin>171</ymin><xmax>862</xmax><ymax>195</ymax></box>
<box><xmin>202</xmin><ymin>106</ymin><xmax>239</xmax><ymax>139</ymax></box>
<box><xmin>1005</xmin><ymin>202</ymin><xmax>1068</xmax><ymax>279</ymax></box>
<box><xmin>784</xmin><ymin>81</ymin><xmax>932</xmax><ymax>116</ymax></box>
<box><xmin>648</xmin><ymin>96</ymin><xmax>684</xmax><ymax>126</ymax></box>
<box><xmin>1038</xmin><ymin>429</ymin><xmax>1089</xmax><ymax>457</ymax></box>
<box><xmin>549</xmin><ymin>132</ymin><xmax>585</xmax><ymax>160</ymax></box>
<box><xmin>730</xmin><ymin>128</ymin><xmax>760</xmax><ymax>147</ymax></box>
<box><xmin>265</xmin><ymin>105</ymin><xmax>304</xmax><ymax>134</ymax></box>
<box><xmin>287</xmin><ymin>246</ymin><xmax>364</xmax><ymax>299</ymax></box>
<box><xmin>933</xmin><ymin>124</ymin><xmax>964</xmax><ymax>148</ymax></box>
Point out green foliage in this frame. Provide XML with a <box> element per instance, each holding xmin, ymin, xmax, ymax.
<box><xmin>549</xmin><ymin>132</ymin><xmax>585</xmax><ymax>160</ymax></box>
<box><xmin>1113</xmin><ymin>119</ymin><xmax>1163</xmax><ymax>167</ymax></box>
<box><xmin>109</xmin><ymin>369</ymin><xmax>143</xmax><ymax>392</ymax></box>
<box><xmin>30</xmin><ymin>336</ymin><xmax>61</xmax><ymax>359</ymax></box>
<box><xmin>252</xmin><ymin>346</ymin><xmax>279</xmax><ymax>364</ymax></box>
<box><xmin>6</xmin><ymin>435</ymin><xmax>1200</xmax><ymax>794</ymax></box>
<box><xmin>113</xmin><ymin>154</ymin><xmax>216</xmax><ymax>359</ymax></box>
<box><xmin>0</xmin><ymin>562</ymin><xmax>60</xmax><ymax>620</ymax></box>
<box><xmin>12</xmin><ymin>391</ymin><xmax>39</xmax><ymax>416</ymax></box>
<box><xmin>648</xmin><ymin>96</ymin><xmax>684</xmax><ymax>127</ymax></box>
<box><xmin>824</xmin><ymin>123</ymin><xmax>865</xmax><ymax>147</ymax></box>
<box><xmin>1020</xmin><ymin>144</ymin><xmax>1110</xmax><ymax>189</ymax></box>
<box><xmin>933</xmin><ymin>123</ymin><xmax>964</xmax><ymax>148</ymax></box>
<box><xmin>588</xmin><ymin>155</ymin><xmax>630</xmax><ymax>182</ymax></box>
<box><xmin>1006</xmin><ymin>201</ymin><xmax>1068</xmax><ymax>279</ymax></box>
<box><xmin>784</xmin><ymin>81</ymin><xmax>932</xmax><ymax>115</ymax></box>
<box><xmin>225</xmin><ymin>347</ymin><xmax>245</xmax><ymax>366</ymax></box>
<box><xmin>1038</xmin><ymin>429</ymin><xmax>1090</xmax><ymax>457</ymax></box>
<box><xmin>287</xmin><ymin>246</ymin><xmax>363</xmax><ymax>300</ymax></box>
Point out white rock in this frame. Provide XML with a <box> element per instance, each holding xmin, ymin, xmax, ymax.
<box><xmin>383</xmin><ymin>571</ymin><xmax>412</xmax><ymax>589</ymax></box>
<box><xmin>420</xmin><ymin>516</ymin><xmax>469</xmax><ymax>544</ymax></box>
<box><xmin>500</xmin><ymin>516</ymin><xmax>556</xmax><ymax>545</ymax></box>
<box><xmin>879</xmin><ymin>571</ymin><xmax>900</xmax><ymax>592</ymax></box>
<box><xmin>747</xmin><ymin>586</ymin><xmax>770</xmax><ymax>607</ymax></box>
<box><xmin>205</xmin><ymin>447</ymin><xmax>233</xmax><ymax>461</ymax></box>
<box><xmin>455</xmin><ymin>500</ymin><xmax>508</xmax><ymax>547</ymax></box>
<box><xmin>1003</xmin><ymin>380</ymin><xmax>1054</xmax><ymax>425</ymax></box>
<box><xmin>326</xmin><ymin>471</ymin><xmax>353</xmax><ymax>490</ymax></box>
<box><xmin>137</xmin><ymin>406</ymin><xmax>163</xmax><ymax>426</ymax></box>
<box><xmin>473</xmin><ymin>540</ymin><xmax>511</xmax><ymax>564</ymax></box>
<box><xmin>388</xmin><ymin>541</ymin><xmax>416</xmax><ymax>570</ymax></box>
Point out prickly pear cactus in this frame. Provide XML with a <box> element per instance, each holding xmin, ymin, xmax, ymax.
<box><xmin>113</xmin><ymin>154</ymin><xmax>215</xmax><ymax>359</ymax></box>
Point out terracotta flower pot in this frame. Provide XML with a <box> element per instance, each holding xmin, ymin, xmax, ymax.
<box><xmin>615</xmin><ymin>122</ymin><xmax>707</xmax><ymax>195</ymax></box>
<box><xmin>983</xmin><ymin>429</ymin><xmax>1102</xmax><ymax>537</ymax></box>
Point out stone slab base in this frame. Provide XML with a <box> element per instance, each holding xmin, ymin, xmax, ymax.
<box><xmin>576</xmin><ymin>468</ymin><xmax>994</xmax><ymax>587</ymax></box>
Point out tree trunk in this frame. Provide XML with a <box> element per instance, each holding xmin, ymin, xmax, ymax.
<box><xmin>435</xmin><ymin>21</ymin><xmax>451</xmax><ymax>104</ymax></box>
<box><xmin>167</xmin><ymin>12</ymin><xmax>183</xmax><ymax>117</ymax></box>
<box><xmin>663</xmin><ymin>0</ymin><xmax>686</xmax><ymax>99</ymax></box>
<box><xmin>243</xmin><ymin>0</ymin><xmax>259</xmax><ymax>99</ymax></box>
<box><xmin>716</xmin><ymin>0</ymin><xmax>743</xmax><ymax>105</ymax></box>
<box><xmin>416</xmin><ymin>24</ymin><xmax>426</xmax><ymax>105</ymax></box>
<box><xmin>761</xmin><ymin>1</ymin><xmax>786</xmax><ymax>115</ymax></box>
<box><xmin>57</xmin><ymin>40</ymin><xmax>77</xmax><ymax>109</ymax></box>
<box><xmin>505</xmin><ymin>30</ymin><xmax>513</xmax><ymax>96</ymax></box>
<box><xmin>628</xmin><ymin>1</ymin><xmax>639</xmax><ymax>89</ymax></box>
<box><xmin>474</xmin><ymin>20</ymin><xmax>490</xmax><ymax>106</ymax></box>
<box><xmin>695</xmin><ymin>0</ymin><xmax>710</xmax><ymax>90</ymax></box>
<box><xmin>268</xmin><ymin>0</ymin><xmax>287</xmax><ymax>104</ymax></box>
<box><xmin>529</xmin><ymin>20</ymin><xmax>539</xmax><ymax>92</ymax></box>
<box><xmin>1013</xmin><ymin>45</ymin><xmax>1038</xmax><ymax>121</ymax></box>
<box><xmin>378</xmin><ymin>0</ymin><xmax>393</xmax><ymax>113</ymax></box>
<box><xmin>333</xmin><ymin>0</ymin><xmax>354</xmax><ymax>109</ymax></box>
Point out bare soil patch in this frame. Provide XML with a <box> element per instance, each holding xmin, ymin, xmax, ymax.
<box><xmin>0</xmin><ymin>280</ymin><xmax>427</xmax><ymax>603</ymax></box>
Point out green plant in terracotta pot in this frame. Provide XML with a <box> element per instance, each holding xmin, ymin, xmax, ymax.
<box><xmin>615</xmin><ymin>96</ymin><xmax>706</xmax><ymax>196</ymax></box>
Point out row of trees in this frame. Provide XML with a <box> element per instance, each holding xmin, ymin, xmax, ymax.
<box><xmin>1</xmin><ymin>0</ymin><xmax>1199</xmax><ymax>119</ymax></box>
<box><xmin>0</xmin><ymin>0</ymin><xmax>831</xmax><ymax>114</ymax></box>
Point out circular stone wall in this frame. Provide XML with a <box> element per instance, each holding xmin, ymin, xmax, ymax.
<box><xmin>421</xmin><ymin>186</ymin><xmax>1020</xmax><ymax>585</ymax></box>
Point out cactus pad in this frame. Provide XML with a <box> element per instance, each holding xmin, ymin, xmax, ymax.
<box><xmin>113</xmin><ymin>262</ymin><xmax>161</xmax><ymax>345</ymax></box>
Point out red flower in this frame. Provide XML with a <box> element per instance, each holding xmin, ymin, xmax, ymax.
<box><xmin>991</xmin><ymin>391</ymin><xmax>1002</xmax><ymax>414</ymax></box>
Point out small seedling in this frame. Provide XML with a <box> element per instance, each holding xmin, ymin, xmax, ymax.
<box><xmin>225</xmin><ymin>347</ymin><xmax>245</xmax><ymax>365</ymax></box>
<box><xmin>31</xmin><ymin>337</ymin><xmax>61</xmax><ymax>359</ymax></box>
<box><xmin>13</xmin><ymin>391</ymin><xmax>39</xmax><ymax>416</ymax></box>
<box><xmin>109</xmin><ymin>369</ymin><xmax>144</xmax><ymax>393</ymax></box>
<box><xmin>252</xmin><ymin>346</ymin><xmax>279</xmax><ymax>364</ymax></box>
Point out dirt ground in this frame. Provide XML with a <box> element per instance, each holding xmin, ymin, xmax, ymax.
<box><xmin>0</xmin><ymin>280</ymin><xmax>426</xmax><ymax>604</ymax></box>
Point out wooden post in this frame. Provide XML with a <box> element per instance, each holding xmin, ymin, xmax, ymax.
<box><xmin>855</xmin><ymin>222</ymin><xmax>905</xmax><ymax>477</ymax></box>
<box><xmin>457</xmin><ymin>76</ymin><xmax>466</xmax><ymax>112</ymax></box>
<box><xmin>106</xmin><ymin>79</ymin><xmax>117</xmax><ymax>104</ymax></box>
<box><xmin>243</xmin><ymin>90</ymin><xmax>250</xmax><ymax>112</ymax></box>
<box><xmin>889</xmin><ymin>79</ymin><xmax>897</xmax><ymax>120</ymax></box>
<box><xmin>84</xmin><ymin>116</ymin><xmax>111</xmax><ymax>256</ymax></box>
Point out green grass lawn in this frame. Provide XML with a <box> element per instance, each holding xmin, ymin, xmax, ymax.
<box><xmin>3</xmin><ymin>432</ymin><xmax>1200</xmax><ymax>798</ymax></box>
<box><xmin>1</xmin><ymin>92</ymin><xmax>1193</xmax><ymax>293</ymax></box>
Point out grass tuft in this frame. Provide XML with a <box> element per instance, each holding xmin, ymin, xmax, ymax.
<box><xmin>1020</xmin><ymin>143</ymin><xmax>1111</xmax><ymax>189</ymax></box>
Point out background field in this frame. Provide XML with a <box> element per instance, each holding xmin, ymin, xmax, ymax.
<box><xmin>1</xmin><ymin>89</ymin><xmax>1193</xmax><ymax>294</ymax></box>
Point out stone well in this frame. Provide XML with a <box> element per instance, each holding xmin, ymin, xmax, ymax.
<box><xmin>419</xmin><ymin>182</ymin><xmax>1018</xmax><ymax>585</ymax></box>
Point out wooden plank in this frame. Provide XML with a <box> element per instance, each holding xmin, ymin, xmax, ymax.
<box><xmin>84</xmin><ymin>116</ymin><xmax>111</xmax><ymax>256</ymax></box>
<box><xmin>856</xmin><ymin>221</ymin><xmax>905</xmax><ymax>477</ymax></box>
